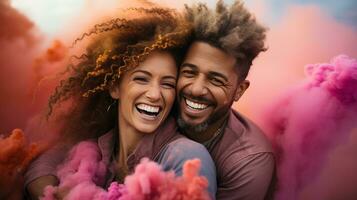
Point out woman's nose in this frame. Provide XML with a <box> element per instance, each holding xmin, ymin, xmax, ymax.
<box><xmin>145</xmin><ymin>83</ymin><xmax>161</xmax><ymax>101</ymax></box>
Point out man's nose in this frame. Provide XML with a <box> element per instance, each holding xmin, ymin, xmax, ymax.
<box><xmin>145</xmin><ymin>83</ymin><xmax>161</xmax><ymax>101</ymax></box>
<box><xmin>190</xmin><ymin>75</ymin><xmax>208</xmax><ymax>96</ymax></box>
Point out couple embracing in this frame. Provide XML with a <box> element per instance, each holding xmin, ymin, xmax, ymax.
<box><xmin>26</xmin><ymin>1</ymin><xmax>275</xmax><ymax>199</ymax></box>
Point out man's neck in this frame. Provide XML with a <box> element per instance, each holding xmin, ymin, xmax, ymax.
<box><xmin>184</xmin><ymin>114</ymin><xmax>229</xmax><ymax>143</ymax></box>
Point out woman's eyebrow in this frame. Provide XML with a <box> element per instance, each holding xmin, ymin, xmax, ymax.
<box><xmin>132</xmin><ymin>69</ymin><xmax>176</xmax><ymax>80</ymax></box>
<box><xmin>162</xmin><ymin>75</ymin><xmax>177</xmax><ymax>81</ymax></box>
<box><xmin>131</xmin><ymin>69</ymin><xmax>151</xmax><ymax>76</ymax></box>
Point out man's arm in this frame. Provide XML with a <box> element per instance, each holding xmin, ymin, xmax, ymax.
<box><xmin>217</xmin><ymin>153</ymin><xmax>275</xmax><ymax>200</ymax></box>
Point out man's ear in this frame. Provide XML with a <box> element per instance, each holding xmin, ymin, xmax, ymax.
<box><xmin>109</xmin><ymin>85</ymin><xmax>120</xmax><ymax>100</ymax></box>
<box><xmin>234</xmin><ymin>80</ymin><xmax>250</xmax><ymax>101</ymax></box>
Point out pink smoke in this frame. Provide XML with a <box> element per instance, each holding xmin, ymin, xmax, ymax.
<box><xmin>42</xmin><ymin>141</ymin><xmax>210</xmax><ymax>200</ymax></box>
<box><xmin>234</xmin><ymin>5</ymin><xmax>357</xmax><ymax>118</ymax></box>
<box><xmin>261</xmin><ymin>55</ymin><xmax>357</xmax><ymax>199</ymax></box>
<box><xmin>299</xmin><ymin>128</ymin><xmax>357</xmax><ymax>200</ymax></box>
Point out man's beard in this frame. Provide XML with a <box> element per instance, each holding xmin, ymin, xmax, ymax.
<box><xmin>177</xmin><ymin>115</ymin><xmax>210</xmax><ymax>133</ymax></box>
<box><xmin>176</xmin><ymin>103</ymin><xmax>231</xmax><ymax>134</ymax></box>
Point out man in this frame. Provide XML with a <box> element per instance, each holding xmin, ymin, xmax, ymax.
<box><xmin>176</xmin><ymin>1</ymin><xmax>275</xmax><ymax>199</ymax></box>
<box><xmin>25</xmin><ymin>1</ymin><xmax>274</xmax><ymax>199</ymax></box>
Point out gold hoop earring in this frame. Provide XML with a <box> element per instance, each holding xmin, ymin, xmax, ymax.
<box><xmin>107</xmin><ymin>100</ymin><xmax>117</xmax><ymax>112</ymax></box>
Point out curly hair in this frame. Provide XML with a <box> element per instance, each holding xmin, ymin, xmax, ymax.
<box><xmin>184</xmin><ymin>0</ymin><xmax>267</xmax><ymax>80</ymax></box>
<box><xmin>47</xmin><ymin>7</ymin><xmax>191</xmax><ymax>140</ymax></box>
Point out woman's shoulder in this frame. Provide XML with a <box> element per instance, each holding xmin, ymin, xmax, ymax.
<box><xmin>157</xmin><ymin>137</ymin><xmax>213</xmax><ymax>170</ymax></box>
<box><xmin>167</xmin><ymin>137</ymin><xmax>207</xmax><ymax>153</ymax></box>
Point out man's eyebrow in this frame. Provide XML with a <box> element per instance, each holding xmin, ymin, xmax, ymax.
<box><xmin>181</xmin><ymin>63</ymin><xmax>228</xmax><ymax>82</ymax></box>
<box><xmin>180</xmin><ymin>63</ymin><xmax>198</xmax><ymax>70</ymax></box>
<box><xmin>208</xmin><ymin>71</ymin><xmax>228</xmax><ymax>82</ymax></box>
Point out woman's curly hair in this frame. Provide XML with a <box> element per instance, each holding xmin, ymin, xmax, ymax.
<box><xmin>48</xmin><ymin>7</ymin><xmax>192</xmax><ymax>140</ymax></box>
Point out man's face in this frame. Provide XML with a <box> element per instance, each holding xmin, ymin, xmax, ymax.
<box><xmin>176</xmin><ymin>42</ymin><xmax>249</xmax><ymax>132</ymax></box>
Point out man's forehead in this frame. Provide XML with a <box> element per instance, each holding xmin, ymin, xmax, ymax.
<box><xmin>183</xmin><ymin>41</ymin><xmax>236</xmax><ymax>72</ymax></box>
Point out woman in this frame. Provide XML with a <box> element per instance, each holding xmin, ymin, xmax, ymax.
<box><xmin>25</xmin><ymin>6</ymin><xmax>216</xmax><ymax>199</ymax></box>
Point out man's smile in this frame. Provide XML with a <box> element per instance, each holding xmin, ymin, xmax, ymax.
<box><xmin>185</xmin><ymin>98</ymin><xmax>208</xmax><ymax>110</ymax></box>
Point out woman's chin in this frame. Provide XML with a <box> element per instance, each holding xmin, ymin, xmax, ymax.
<box><xmin>135</xmin><ymin>125</ymin><xmax>159</xmax><ymax>134</ymax></box>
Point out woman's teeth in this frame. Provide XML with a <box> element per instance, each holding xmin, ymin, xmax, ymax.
<box><xmin>136</xmin><ymin>104</ymin><xmax>160</xmax><ymax>116</ymax></box>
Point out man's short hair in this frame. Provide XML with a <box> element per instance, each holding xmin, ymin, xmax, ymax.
<box><xmin>185</xmin><ymin>0</ymin><xmax>267</xmax><ymax>80</ymax></box>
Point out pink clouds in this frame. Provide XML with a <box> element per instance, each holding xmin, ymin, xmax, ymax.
<box><xmin>234</xmin><ymin>5</ymin><xmax>357</xmax><ymax>120</ymax></box>
<box><xmin>261</xmin><ymin>55</ymin><xmax>357</xmax><ymax>199</ymax></box>
<box><xmin>42</xmin><ymin>141</ymin><xmax>210</xmax><ymax>200</ymax></box>
<box><xmin>299</xmin><ymin>129</ymin><xmax>357</xmax><ymax>200</ymax></box>
<box><xmin>232</xmin><ymin>6</ymin><xmax>357</xmax><ymax>197</ymax></box>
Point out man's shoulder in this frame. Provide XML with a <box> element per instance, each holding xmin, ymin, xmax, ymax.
<box><xmin>210</xmin><ymin>109</ymin><xmax>274</xmax><ymax>171</ymax></box>
<box><xmin>225</xmin><ymin>109</ymin><xmax>273</xmax><ymax>154</ymax></box>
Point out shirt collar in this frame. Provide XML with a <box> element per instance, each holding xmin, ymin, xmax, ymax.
<box><xmin>97</xmin><ymin>116</ymin><xmax>179</xmax><ymax>171</ymax></box>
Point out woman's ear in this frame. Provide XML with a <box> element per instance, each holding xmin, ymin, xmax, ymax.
<box><xmin>109</xmin><ymin>85</ymin><xmax>120</xmax><ymax>100</ymax></box>
<box><xmin>234</xmin><ymin>80</ymin><xmax>250</xmax><ymax>101</ymax></box>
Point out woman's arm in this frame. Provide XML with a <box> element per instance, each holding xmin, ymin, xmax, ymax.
<box><xmin>24</xmin><ymin>143</ymin><xmax>71</xmax><ymax>199</ymax></box>
<box><xmin>156</xmin><ymin>137</ymin><xmax>217</xmax><ymax>199</ymax></box>
<box><xmin>26</xmin><ymin>175</ymin><xmax>59</xmax><ymax>200</ymax></box>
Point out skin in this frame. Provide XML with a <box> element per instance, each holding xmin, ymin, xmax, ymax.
<box><xmin>27</xmin><ymin>175</ymin><xmax>58</xmax><ymax>200</ymax></box>
<box><xmin>110</xmin><ymin>50</ymin><xmax>177</xmax><ymax>180</ymax></box>
<box><xmin>177</xmin><ymin>41</ymin><xmax>250</xmax><ymax>142</ymax></box>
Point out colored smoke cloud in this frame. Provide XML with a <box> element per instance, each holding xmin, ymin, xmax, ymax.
<box><xmin>0</xmin><ymin>129</ymin><xmax>41</xmax><ymax>199</ymax></box>
<box><xmin>235</xmin><ymin>5</ymin><xmax>357</xmax><ymax>118</ymax></box>
<box><xmin>0</xmin><ymin>1</ymin><xmax>70</xmax><ymax>198</ymax></box>
<box><xmin>0</xmin><ymin>0</ymin><xmax>41</xmax><ymax>134</ymax></box>
<box><xmin>299</xmin><ymin>129</ymin><xmax>357</xmax><ymax>200</ymax></box>
<box><xmin>261</xmin><ymin>55</ymin><xmax>357</xmax><ymax>199</ymax></box>
<box><xmin>42</xmin><ymin>141</ymin><xmax>210</xmax><ymax>200</ymax></box>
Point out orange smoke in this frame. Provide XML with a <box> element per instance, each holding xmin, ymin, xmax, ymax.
<box><xmin>0</xmin><ymin>129</ymin><xmax>43</xmax><ymax>199</ymax></box>
<box><xmin>29</xmin><ymin>40</ymin><xmax>68</xmax><ymax>99</ymax></box>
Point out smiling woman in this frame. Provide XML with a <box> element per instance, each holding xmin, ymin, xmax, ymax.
<box><xmin>24</xmin><ymin>5</ymin><xmax>217</xmax><ymax>200</ymax></box>
<box><xmin>110</xmin><ymin>51</ymin><xmax>177</xmax><ymax>134</ymax></box>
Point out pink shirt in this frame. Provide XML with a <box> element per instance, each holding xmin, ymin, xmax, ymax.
<box><xmin>204</xmin><ymin>110</ymin><xmax>275</xmax><ymax>200</ymax></box>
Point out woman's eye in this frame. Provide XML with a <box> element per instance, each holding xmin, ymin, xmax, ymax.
<box><xmin>162</xmin><ymin>82</ymin><xmax>176</xmax><ymax>89</ymax></box>
<box><xmin>133</xmin><ymin>77</ymin><xmax>148</xmax><ymax>83</ymax></box>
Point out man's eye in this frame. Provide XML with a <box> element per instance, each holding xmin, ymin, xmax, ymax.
<box><xmin>210</xmin><ymin>77</ymin><xmax>225</xmax><ymax>86</ymax></box>
<box><xmin>181</xmin><ymin>70</ymin><xmax>196</xmax><ymax>77</ymax></box>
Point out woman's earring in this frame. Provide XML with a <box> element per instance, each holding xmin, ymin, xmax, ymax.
<box><xmin>107</xmin><ymin>100</ymin><xmax>117</xmax><ymax>112</ymax></box>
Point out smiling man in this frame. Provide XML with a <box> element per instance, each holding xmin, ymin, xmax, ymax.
<box><xmin>177</xmin><ymin>1</ymin><xmax>275</xmax><ymax>199</ymax></box>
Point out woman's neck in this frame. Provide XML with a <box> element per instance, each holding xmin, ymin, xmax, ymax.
<box><xmin>116</xmin><ymin>114</ymin><xmax>144</xmax><ymax>172</ymax></box>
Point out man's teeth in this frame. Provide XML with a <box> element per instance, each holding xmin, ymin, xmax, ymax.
<box><xmin>185</xmin><ymin>99</ymin><xmax>208</xmax><ymax>110</ymax></box>
<box><xmin>137</xmin><ymin>104</ymin><xmax>160</xmax><ymax>113</ymax></box>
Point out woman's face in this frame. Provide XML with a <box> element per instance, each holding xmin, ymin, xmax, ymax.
<box><xmin>111</xmin><ymin>51</ymin><xmax>177</xmax><ymax>134</ymax></box>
